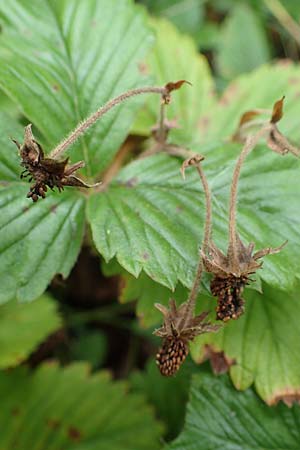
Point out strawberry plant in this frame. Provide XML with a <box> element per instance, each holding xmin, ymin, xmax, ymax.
<box><xmin>1</xmin><ymin>0</ymin><xmax>300</xmax><ymax>448</ymax></box>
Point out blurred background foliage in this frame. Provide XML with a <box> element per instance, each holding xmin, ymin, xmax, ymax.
<box><xmin>1</xmin><ymin>0</ymin><xmax>300</xmax><ymax>448</ymax></box>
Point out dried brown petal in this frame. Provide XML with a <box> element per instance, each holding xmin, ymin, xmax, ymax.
<box><xmin>271</xmin><ymin>96</ymin><xmax>285</xmax><ymax>124</ymax></box>
<box><xmin>162</xmin><ymin>80</ymin><xmax>191</xmax><ymax>104</ymax></box>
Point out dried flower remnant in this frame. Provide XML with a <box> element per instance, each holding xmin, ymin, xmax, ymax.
<box><xmin>12</xmin><ymin>81</ymin><xmax>188</xmax><ymax>200</ymax></box>
<box><xmin>203</xmin><ymin>97</ymin><xmax>297</xmax><ymax>321</ymax></box>
<box><xmin>154</xmin><ymin>155</ymin><xmax>219</xmax><ymax>377</ymax></box>
<box><xmin>141</xmin><ymin>80</ymin><xmax>193</xmax><ymax>160</ymax></box>
<box><xmin>154</xmin><ymin>300</ymin><xmax>218</xmax><ymax>376</ymax></box>
<box><xmin>13</xmin><ymin>125</ymin><xmax>97</xmax><ymax>202</ymax></box>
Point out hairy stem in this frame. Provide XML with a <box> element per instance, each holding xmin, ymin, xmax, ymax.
<box><xmin>228</xmin><ymin>124</ymin><xmax>271</xmax><ymax>269</ymax></box>
<box><xmin>183</xmin><ymin>162</ymin><xmax>212</xmax><ymax>326</ymax></box>
<box><xmin>50</xmin><ymin>86</ymin><xmax>167</xmax><ymax>159</ymax></box>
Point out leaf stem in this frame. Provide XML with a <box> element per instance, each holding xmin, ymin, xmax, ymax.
<box><xmin>50</xmin><ymin>86</ymin><xmax>168</xmax><ymax>159</ymax></box>
<box><xmin>228</xmin><ymin>124</ymin><xmax>270</xmax><ymax>269</ymax></box>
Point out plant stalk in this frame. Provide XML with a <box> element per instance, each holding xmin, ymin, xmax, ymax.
<box><xmin>50</xmin><ymin>86</ymin><xmax>168</xmax><ymax>159</ymax></box>
<box><xmin>183</xmin><ymin>162</ymin><xmax>212</xmax><ymax>326</ymax></box>
<box><xmin>228</xmin><ymin>124</ymin><xmax>271</xmax><ymax>269</ymax></box>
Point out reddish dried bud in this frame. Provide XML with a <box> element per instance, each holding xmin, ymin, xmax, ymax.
<box><xmin>156</xmin><ymin>336</ymin><xmax>188</xmax><ymax>376</ymax></box>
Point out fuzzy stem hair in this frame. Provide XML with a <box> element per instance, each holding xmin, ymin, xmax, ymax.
<box><xmin>50</xmin><ymin>86</ymin><xmax>168</xmax><ymax>159</ymax></box>
<box><xmin>228</xmin><ymin>124</ymin><xmax>271</xmax><ymax>270</ymax></box>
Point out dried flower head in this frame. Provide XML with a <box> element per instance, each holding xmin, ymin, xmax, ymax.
<box><xmin>154</xmin><ymin>156</ymin><xmax>219</xmax><ymax>376</ymax></box>
<box><xmin>12</xmin><ymin>81</ymin><xmax>189</xmax><ymax>201</ymax></box>
<box><xmin>201</xmin><ymin>97</ymin><xmax>298</xmax><ymax>321</ymax></box>
<box><xmin>154</xmin><ymin>299</ymin><xmax>218</xmax><ymax>376</ymax></box>
<box><xmin>13</xmin><ymin>125</ymin><xmax>97</xmax><ymax>202</ymax></box>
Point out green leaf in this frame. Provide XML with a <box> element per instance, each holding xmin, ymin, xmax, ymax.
<box><xmin>70</xmin><ymin>329</ymin><xmax>107</xmax><ymax>369</ymax></box>
<box><xmin>0</xmin><ymin>0</ymin><xmax>154</xmax><ymax>177</ymax></box>
<box><xmin>132</xmin><ymin>17</ymin><xmax>216</xmax><ymax>143</ymax></box>
<box><xmin>0</xmin><ymin>115</ymin><xmax>85</xmax><ymax>304</ymax></box>
<box><xmin>0</xmin><ymin>293</ymin><xmax>61</xmax><ymax>368</ymax></box>
<box><xmin>120</xmin><ymin>272</ymin><xmax>188</xmax><ymax>327</ymax></box>
<box><xmin>0</xmin><ymin>156</ymin><xmax>86</xmax><ymax>303</ymax></box>
<box><xmin>167</xmin><ymin>372</ymin><xmax>300</xmax><ymax>450</ymax></box>
<box><xmin>87</xmin><ymin>154</ymin><xmax>222</xmax><ymax>290</ymax></box>
<box><xmin>216</xmin><ymin>3</ymin><xmax>271</xmax><ymax>80</ymax></box>
<box><xmin>131</xmin><ymin>359</ymin><xmax>197</xmax><ymax>441</ymax></box>
<box><xmin>190</xmin><ymin>281</ymin><xmax>300</xmax><ymax>405</ymax></box>
<box><xmin>0</xmin><ymin>363</ymin><xmax>163</xmax><ymax>449</ymax></box>
<box><xmin>140</xmin><ymin>0</ymin><xmax>204</xmax><ymax>38</ymax></box>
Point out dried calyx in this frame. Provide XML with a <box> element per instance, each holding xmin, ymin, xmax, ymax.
<box><xmin>202</xmin><ymin>97</ymin><xmax>298</xmax><ymax>322</ymax></box>
<box><xmin>13</xmin><ymin>125</ymin><xmax>98</xmax><ymax>202</ymax></box>
<box><xmin>13</xmin><ymin>81</ymin><xmax>188</xmax><ymax>201</ymax></box>
<box><xmin>154</xmin><ymin>155</ymin><xmax>219</xmax><ymax>377</ymax></box>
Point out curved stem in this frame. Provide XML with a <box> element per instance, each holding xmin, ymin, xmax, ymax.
<box><xmin>228</xmin><ymin>125</ymin><xmax>270</xmax><ymax>269</ymax></box>
<box><xmin>183</xmin><ymin>162</ymin><xmax>212</xmax><ymax>325</ymax></box>
<box><xmin>50</xmin><ymin>86</ymin><xmax>167</xmax><ymax>159</ymax></box>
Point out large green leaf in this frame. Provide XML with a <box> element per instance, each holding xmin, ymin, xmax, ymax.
<box><xmin>87</xmin><ymin>154</ymin><xmax>227</xmax><ymax>290</ymax></box>
<box><xmin>0</xmin><ymin>114</ymin><xmax>86</xmax><ymax>303</ymax></box>
<box><xmin>0</xmin><ymin>363</ymin><xmax>163</xmax><ymax>449</ymax></box>
<box><xmin>0</xmin><ymin>293</ymin><xmax>61</xmax><ymax>368</ymax></box>
<box><xmin>190</xmin><ymin>281</ymin><xmax>300</xmax><ymax>404</ymax></box>
<box><xmin>0</xmin><ymin>0</ymin><xmax>153</xmax><ymax>177</ymax></box>
<box><xmin>132</xmin><ymin>17</ymin><xmax>216</xmax><ymax>143</ymax></box>
<box><xmin>0</xmin><ymin>0</ymin><xmax>154</xmax><ymax>303</ymax></box>
<box><xmin>167</xmin><ymin>373</ymin><xmax>300</xmax><ymax>450</ymax></box>
<box><xmin>216</xmin><ymin>3</ymin><xmax>271</xmax><ymax>80</ymax></box>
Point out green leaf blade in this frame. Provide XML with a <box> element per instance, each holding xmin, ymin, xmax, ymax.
<box><xmin>167</xmin><ymin>373</ymin><xmax>300</xmax><ymax>450</ymax></box>
<box><xmin>0</xmin><ymin>293</ymin><xmax>61</xmax><ymax>368</ymax></box>
<box><xmin>0</xmin><ymin>0</ymin><xmax>154</xmax><ymax>176</ymax></box>
<box><xmin>0</xmin><ymin>363</ymin><xmax>163</xmax><ymax>450</ymax></box>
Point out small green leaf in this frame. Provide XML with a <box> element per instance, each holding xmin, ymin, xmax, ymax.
<box><xmin>0</xmin><ymin>293</ymin><xmax>61</xmax><ymax>368</ymax></box>
<box><xmin>216</xmin><ymin>3</ymin><xmax>271</xmax><ymax>79</ymax></box>
<box><xmin>167</xmin><ymin>373</ymin><xmax>300</xmax><ymax>450</ymax></box>
<box><xmin>191</xmin><ymin>281</ymin><xmax>300</xmax><ymax>404</ymax></box>
<box><xmin>0</xmin><ymin>0</ymin><xmax>154</xmax><ymax>177</ymax></box>
<box><xmin>0</xmin><ymin>363</ymin><xmax>163</xmax><ymax>449</ymax></box>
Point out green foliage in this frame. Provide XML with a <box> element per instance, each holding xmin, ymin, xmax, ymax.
<box><xmin>0</xmin><ymin>363</ymin><xmax>163</xmax><ymax>450</ymax></box>
<box><xmin>0</xmin><ymin>0</ymin><xmax>153</xmax><ymax>176</ymax></box>
<box><xmin>1</xmin><ymin>1</ymin><xmax>300</xmax><ymax>447</ymax></box>
<box><xmin>0</xmin><ymin>294</ymin><xmax>61</xmax><ymax>368</ymax></box>
<box><xmin>131</xmin><ymin>359</ymin><xmax>198</xmax><ymax>441</ymax></box>
<box><xmin>0</xmin><ymin>0</ymin><xmax>153</xmax><ymax>303</ymax></box>
<box><xmin>167</xmin><ymin>372</ymin><xmax>300</xmax><ymax>450</ymax></box>
<box><xmin>216</xmin><ymin>3</ymin><xmax>271</xmax><ymax>79</ymax></box>
<box><xmin>190</xmin><ymin>281</ymin><xmax>300</xmax><ymax>404</ymax></box>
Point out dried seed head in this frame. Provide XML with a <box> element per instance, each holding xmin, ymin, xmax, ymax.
<box><xmin>210</xmin><ymin>274</ymin><xmax>248</xmax><ymax>321</ymax></box>
<box><xmin>153</xmin><ymin>299</ymin><xmax>219</xmax><ymax>376</ymax></box>
<box><xmin>156</xmin><ymin>336</ymin><xmax>188</xmax><ymax>376</ymax></box>
<box><xmin>13</xmin><ymin>125</ymin><xmax>99</xmax><ymax>201</ymax></box>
